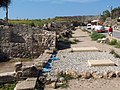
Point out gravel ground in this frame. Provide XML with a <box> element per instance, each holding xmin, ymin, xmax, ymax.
<box><xmin>50</xmin><ymin>51</ymin><xmax>120</xmax><ymax>75</ymax></box>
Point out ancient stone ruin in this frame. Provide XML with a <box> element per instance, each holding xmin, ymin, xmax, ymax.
<box><xmin>0</xmin><ymin>25</ymin><xmax>56</xmax><ymax>59</ymax></box>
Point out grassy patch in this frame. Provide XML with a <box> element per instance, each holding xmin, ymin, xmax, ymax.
<box><xmin>57</xmin><ymin>72</ymin><xmax>74</xmax><ymax>81</ymax></box>
<box><xmin>90</xmin><ymin>32</ymin><xmax>106</xmax><ymax>41</ymax></box>
<box><xmin>9</xmin><ymin>58</ymin><xmax>32</xmax><ymax>63</ymax></box>
<box><xmin>109</xmin><ymin>39</ymin><xmax>118</xmax><ymax>45</ymax></box>
<box><xmin>115</xmin><ymin>41</ymin><xmax>120</xmax><ymax>48</ymax></box>
<box><xmin>8</xmin><ymin>19</ymin><xmax>54</xmax><ymax>26</ymax></box>
<box><xmin>0</xmin><ymin>83</ymin><xmax>16</xmax><ymax>90</ymax></box>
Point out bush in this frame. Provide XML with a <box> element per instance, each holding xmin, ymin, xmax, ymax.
<box><xmin>29</xmin><ymin>22</ymin><xmax>35</xmax><ymax>27</ymax></box>
<box><xmin>90</xmin><ymin>32</ymin><xmax>106</xmax><ymax>41</ymax></box>
<box><xmin>109</xmin><ymin>39</ymin><xmax>118</xmax><ymax>45</ymax></box>
<box><xmin>115</xmin><ymin>41</ymin><xmax>120</xmax><ymax>48</ymax></box>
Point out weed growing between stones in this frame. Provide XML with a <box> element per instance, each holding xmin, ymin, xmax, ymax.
<box><xmin>90</xmin><ymin>32</ymin><xmax>106</xmax><ymax>41</ymax></box>
<box><xmin>9</xmin><ymin>58</ymin><xmax>32</xmax><ymax>63</ymax></box>
<box><xmin>0</xmin><ymin>83</ymin><xmax>16</xmax><ymax>90</ymax></box>
<box><xmin>107</xmin><ymin>39</ymin><xmax>120</xmax><ymax>49</ymax></box>
<box><xmin>55</xmin><ymin>72</ymin><xmax>74</xmax><ymax>89</ymax></box>
<box><xmin>115</xmin><ymin>41</ymin><xmax>120</xmax><ymax>48</ymax></box>
<box><xmin>109</xmin><ymin>39</ymin><xmax>118</xmax><ymax>45</ymax></box>
<box><xmin>110</xmin><ymin>49</ymin><xmax>120</xmax><ymax>58</ymax></box>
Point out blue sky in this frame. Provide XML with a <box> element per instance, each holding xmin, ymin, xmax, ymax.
<box><xmin>0</xmin><ymin>0</ymin><xmax>120</xmax><ymax>19</ymax></box>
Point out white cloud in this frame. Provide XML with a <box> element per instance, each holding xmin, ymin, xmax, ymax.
<box><xmin>22</xmin><ymin>0</ymin><xmax>100</xmax><ymax>3</ymax></box>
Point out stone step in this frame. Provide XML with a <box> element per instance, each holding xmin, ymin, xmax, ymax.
<box><xmin>0</xmin><ymin>72</ymin><xmax>16</xmax><ymax>84</ymax></box>
<box><xmin>14</xmin><ymin>78</ymin><xmax>37</xmax><ymax>90</ymax></box>
<box><xmin>88</xmin><ymin>60</ymin><xmax>116</xmax><ymax>66</ymax></box>
<box><xmin>71</xmin><ymin>47</ymin><xmax>99</xmax><ymax>52</ymax></box>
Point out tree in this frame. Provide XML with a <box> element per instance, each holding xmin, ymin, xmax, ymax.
<box><xmin>112</xmin><ymin>7</ymin><xmax>120</xmax><ymax>19</ymax></box>
<box><xmin>0</xmin><ymin>0</ymin><xmax>11</xmax><ymax>23</ymax></box>
<box><xmin>102</xmin><ymin>10</ymin><xmax>110</xmax><ymax>18</ymax></box>
<box><xmin>100</xmin><ymin>10</ymin><xmax>110</xmax><ymax>21</ymax></box>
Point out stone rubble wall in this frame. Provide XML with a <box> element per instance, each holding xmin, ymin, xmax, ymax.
<box><xmin>0</xmin><ymin>25</ymin><xmax>56</xmax><ymax>58</ymax></box>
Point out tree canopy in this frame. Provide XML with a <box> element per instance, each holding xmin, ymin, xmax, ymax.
<box><xmin>0</xmin><ymin>0</ymin><xmax>11</xmax><ymax>8</ymax></box>
<box><xmin>0</xmin><ymin>0</ymin><xmax>11</xmax><ymax>23</ymax></box>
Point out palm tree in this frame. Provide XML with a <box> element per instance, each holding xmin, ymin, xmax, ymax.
<box><xmin>0</xmin><ymin>0</ymin><xmax>11</xmax><ymax>23</ymax></box>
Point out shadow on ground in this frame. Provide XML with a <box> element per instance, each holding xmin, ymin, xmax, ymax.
<box><xmin>56</xmin><ymin>41</ymin><xmax>71</xmax><ymax>50</ymax></box>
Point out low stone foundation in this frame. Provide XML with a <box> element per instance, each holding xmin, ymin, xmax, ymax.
<box><xmin>42</xmin><ymin>70</ymin><xmax>120</xmax><ymax>89</ymax></box>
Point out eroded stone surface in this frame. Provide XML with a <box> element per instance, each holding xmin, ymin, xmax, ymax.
<box><xmin>15</xmin><ymin>78</ymin><xmax>37</xmax><ymax>90</ymax></box>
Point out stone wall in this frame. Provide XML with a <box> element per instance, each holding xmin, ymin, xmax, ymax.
<box><xmin>0</xmin><ymin>25</ymin><xmax>56</xmax><ymax>58</ymax></box>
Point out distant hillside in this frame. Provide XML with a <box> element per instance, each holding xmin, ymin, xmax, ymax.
<box><xmin>55</xmin><ymin>15</ymin><xmax>99</xmax><ymax>22</ymax></box>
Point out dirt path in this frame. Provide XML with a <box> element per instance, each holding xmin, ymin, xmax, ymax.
<box><xmin>45</xmin><ymin>78</ymin><xmax>120</xmax><ymax>90</ymax></box>
<box><xmin>0</xmin><ymin>61</ymin><xmax>34</xmax><ymax>73</ymax></box>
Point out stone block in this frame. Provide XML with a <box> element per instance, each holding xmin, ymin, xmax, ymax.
<box><xmin>14</xmin><ymin>78</ymin><xmax>37</xmax><ymax>90</ymax></box>
<box><xmin>22</xmin><ymin>65</ymin><xmax>38</xmax><ymax>77</ymax></box>
<box><xmin>14</xmin><ymin>62</ymin><xmax>22</xmax><ymax>72</ymax></box>
<box><xmin>80</xmin><ymin>71</ymin><xmax>92</xmax><ymax>79</ymax></box>
<box><xmin>71</xmin><ymin>47</ymin><xmax>99</xmax><ymax>52</ymax></box>
<box><xmin>0</xmin><ymin>72</ymin><xmax>15</xmax><ymax>84</ymax></box>
<box><xmin>92</xmin><ymin>71</ymin><xmax>103</xmax><ymax>79</ymax></box>
<box><xmin>45</xmin><ymin>82</ymin><xmax>56</xmax><ymax>89</ymax></box>
<box><xmin>88</xmin><ymin>60</ymin><xmax>116</xmax><ymax>66</ymax></box>
<box><xmin>65</xmin><ymin>70</ymin><xmax>78</xmax><ymax>78</ymax></box>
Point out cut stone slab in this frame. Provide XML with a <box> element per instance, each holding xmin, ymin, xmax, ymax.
<box><xmin>88</xmin><ymin>60</ymin><xmax>116</xmax><ymax>66</ymax></box>
<box><xmin>71</xmin><ymin>47</ymin><xmax>99</xmax><ymax>52</ymax></box>
<box><xmin>14</xmin><ymin>78</ymin><xmax>37</xmax><ymax>90</ymax></box>
<box><xmin>0</xmin><ymin>72</ymin><xmax>15</xmax><ymax>84</ymax></box>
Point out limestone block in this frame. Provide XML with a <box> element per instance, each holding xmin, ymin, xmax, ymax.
<box><xmin>45</xmin><ymin>82</ymin><xmax>56</xmax><ymax>89</ymax></box>
<box><xmin>22</xmin><ymin>65</ymin><xmax>38</xmax><ymax>77</ymax></box>
<box><xmin>15</xmin><ymin>78</ymin><xmax>37</xmax><ymax>90</ymax></box>
<box><xmin>80</xmin><ymin>71</ymin><xmax>92</xmax><ymax>79</ymax></box>
<box><xmin>65</xmin><ymin>70</ymin><xmax>78</xmax><ymax>78</ymax></box>
<box><xmin>14</xmin><ymin>62</ymin><xmax>22</xmax><ymax>72</ymax></box>
<box><xmin>116</xmin><ymin>71</ymin><xmax>120</xmax><ymax>77</ymax></box>
<box><xmin>0</xmin><ymin>72</ymin><xmax>15</xmax><ymax>84</ymax></box>
<box><xmin>92</xmin><ymin>71</ymin><xmax>103</xmax><ymax>79</ymax></box>
<box><xmin>107</xmin><ymin>71</ymin><xmax>116</xmax><ymax>78</ymax></box>
<box><xmin>71</xmin><ymin>47</ymin><xmax>99</xmax><ymax>52</ymax></box>
<box><xmin>88</xmin><ymin>60</ymin><xmax>116</xmax><ymax>66</ymax></box>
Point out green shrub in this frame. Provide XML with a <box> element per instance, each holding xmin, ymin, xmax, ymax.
<box><xmin>115</xmin><ymin>41</ymin><xmax>120</xmax><ymax>48</ymax></box>
<box><xmin>29</xmin><ymin>22</ymin><xmax>35</xmax><ymax>27</ymax></box>
<box><xmin>90</xmin><ymin>32</ymin><xmax>106</xmax><ymax>41</ymax></box>
<box><xmin>109</xmin><ymin>39</ymin><xmax>118</xmax><ymax>45</ymax></box>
